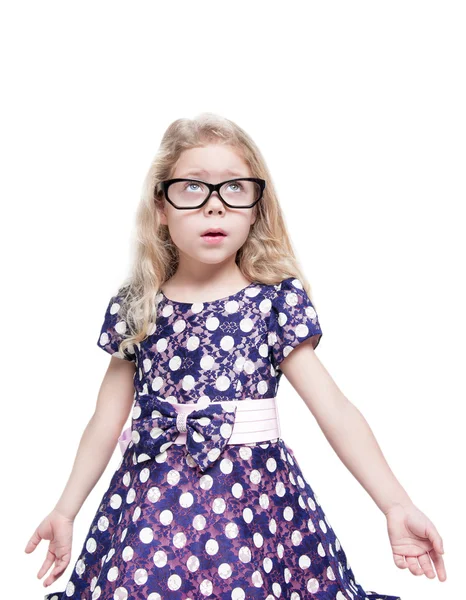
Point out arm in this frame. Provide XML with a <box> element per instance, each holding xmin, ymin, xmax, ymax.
<box><xmin>53</xmin><ymin>356</ymin><xmax>136</xmax><ymax>520</ymax></box>
<box><xmin>279</xmin><ymin>338</ymin><xmax>412</xmax><ymax>514</ymax></box>
<box><xmin>279</xmin><ymin>340</ymin><xmax>447</xmax><ymax>582</ymax></box>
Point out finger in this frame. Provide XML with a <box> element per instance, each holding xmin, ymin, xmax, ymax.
<box><xmin>405</xmin><ymin>555</ymin><xmax>424</xmax><ymax>576</ymax></box>
<box><xmin>24</xmin><ymin>529</ymin><xmax>42</xmax><ymax>553</ymax></box>
<box><xmin>392</xmin><ymin>553</ymin><xmax>409</xmax><ymax>570</ymax></box>
<box><xmin>426</xmin><ymin>523</ymin><xmax>445</xmax><ymax>555</ymax></box>
<box><xmin>37</xmin><ymin>549</ymin><xmax>56</xmax><ymax>579</ymax></box>
<box><xmin>417</xmin><ymin>551</ymin><xmax>436</xmax><ymax>579</ymax></box>
<box><xmin>43</xmin><ymin>556</ymin><xmax>70</xmax><ymax>587</ymax></box>
<box><xmin>429</xmin><ymin>548</ymin><xmax>448</xmax><ymax>582</ymax></box>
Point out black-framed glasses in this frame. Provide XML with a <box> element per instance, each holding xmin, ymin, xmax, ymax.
<box><xmin>156</xmin><ymin>178</ymin><xmax>266</xmax><ymax>210</ymax></box>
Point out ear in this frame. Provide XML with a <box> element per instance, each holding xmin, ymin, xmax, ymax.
<box><xmin>155</xmin><ymin>197</ymin><xmax>168</xmax><ymax>225</ymax></box>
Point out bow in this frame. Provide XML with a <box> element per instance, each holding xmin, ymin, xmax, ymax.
<box><xmin>128</xmin><ymin>395</ymin><xmax>238</xmax><ymax>472</ymax></box>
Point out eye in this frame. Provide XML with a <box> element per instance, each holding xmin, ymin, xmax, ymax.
<box><xmin>227</xmin><ymin>182</ymin><xmax>244</xmax><ymax>192</ymax></box>
<box><xmin>185</xmin><ymin>182</ymin><xmax>201</xmax><ymax>192</ymax></box>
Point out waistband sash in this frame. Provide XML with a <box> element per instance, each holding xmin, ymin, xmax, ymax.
<box><xmin>118</xmin><ymin>396</ymin><xmax>281</xmax><ymax>472</ymax></box>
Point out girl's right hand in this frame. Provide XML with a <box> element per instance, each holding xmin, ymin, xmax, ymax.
<box><xmin>24</xmin><ymin>508</ymin><xmax>74</xmax><ymax>588</ymax></box>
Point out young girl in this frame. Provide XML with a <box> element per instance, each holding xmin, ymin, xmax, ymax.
<box><xmin>26</xmin><ymin>113</ymin><xmax>446</xmax><ymax>599</ymax></box>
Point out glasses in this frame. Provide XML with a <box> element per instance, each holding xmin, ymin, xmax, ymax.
<box><xmin>156</xmin><ymin>178</ymin><xmax>266</xmax><ymax>210</ymax></box>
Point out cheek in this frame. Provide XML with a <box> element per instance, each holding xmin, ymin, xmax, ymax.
<box><xmin>167</xmin><ymin>218</ymin><xmax>197</xmax><ymax>248</ymax></box>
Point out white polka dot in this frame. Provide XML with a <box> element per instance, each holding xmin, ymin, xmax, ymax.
<box><xmin>243</xmin><ymin>360</ymin><xmax>255</xmax><ymax>374</ymax></box>
<box><xmin>205</xmin><ymin>538</ymin><xmax>219</xmax><ymax>555</ymax></box>
<box><xmin>327</xmin><ymin>565</ymin><xmax>336</xmax><ymax>580</ymax></box>
<box><xmin>139</xmin><ymin>527</ymin><xmax>153</xmax><ymax>543</ymax></box>
<box><xmin>259</xmin><ymin>343</ymin><xmax>269</xmax><ymax>357</ymax></box>
<box><xmin>173</xmin><ymin>531</ymin><xmax>187</xmax><ymax>548</ymax></box>
<box><xmin>225</xmin><ymin>300</ymin><xmax>240</xmax><ymax>313</ymax></box>
<box><xmin>272</xmin><ymin>581</ymin><xmax>282</xmax><ymax>597</ymax></box>
<box><xmin>212</xmin><ymin>497</ymin><xmax>226</xmax><ymax>514</ymax></box>
<box><xmin>200</xmin><ymin>355</ymin><xmax>215</xmax><ymax>369</ymax></box>
<box><xmin>283</xmin><ymin>506</ymin><xmax>294</xmax><ymax>521</ymax></box>
<box><xmin>232</xmin><ymin>483</ymin><xmax>243</xmax><ymax>498</ymax></box>
<box><xmin>206</xmin><ymin>316</ymin><xmax>220</xmax><ymax>331</ymax></box>
<box><xmin>193</xmin><ymin>514</ymin><xmax>207</xmax><ymax>530</ymax></box>
<box><xmin>240</xmin><ymin>318</ymin><xmax>254</xmax><ymax>332</ymax></box>
<box><xmin>134</xmin><ymin>568</ymin><xmax>148</xmax><ymax>585</ymax></box>
<box><xmin>187</xmin><ymin>335</ymin><xmax>200</xmax><ymax>350</ymax></box>
<box><xmin>263</xmin><ymin>557</ymin><xmax>273</xmax><ymax>573</ymax></box>
<box><xmin>182</xmin><ymin>375</ymin><xmax>196</xmax><ymax>390</ymax></box>
<box><xmin>220</xmin><ymin>423</ymin><xmax>233</xmax><ymax>440</ymax></box>
<box><xmin>291</xmin><ymin>530</ymin><xmax>303</xmax><ymax>545</ymax></box>
<box><xmin>65</xmin><ymin>581</ymin><xmax>75</xmax><ymax>597</ymax></box>
<box><xmin>156</xmin><ymin>338</ymin><xmax>168</xmax><ymax>352</ymax></box>
<box><xmin>243</xmin><ymin>507</ymin><xmax>254</xmax><ymax>523</ymax></box>
<box><xmin>151</xmin><ymin>377</ymin><xmax>164</xmax><ymax>391</ymax></box>
<box><xmin>218</xmin><ymin>338</ymin><xmax>236</xmax><ymax>356</ymax></box>
<box><xmin>199</xmin><ymin>473</ymin><xmax>214</xmax><ymax>490</ymax></box>
<box><xmin>160</xmin><ymin>509</ymin><xmax>173</xmax><ymax>525</ymax></box>
<box><xmin>168</xmin><ymin>573</ymin><xmax>182</xmax><ymax>590</ymax></box>
<box><xmin>187</xmin><ymin>555</ymin><xmax>200</xmax><ymax>572</ymax></box>
<box><xmin>173</xmin><ymin>319</ymin><xmax>187</xmax><ymax>333</ymax></box>
<box><xmin>239</xmin><ymin>546</ymin><xmax>252</xmax><ymax>563</ymax></box>
<box><xmin>169</xmin><ymin>355</ymin><xmax>182</xmax><ymax>370</ymax></box>
<box><xmin>257</xmin><ymin>380</ymin><xmax>268</xmax><ymax>395</ymax></box>
<box><xmin>218</xmin><ymin>562</ymin><xmax>233</xmax><ymax>579</ymax></box>
<box><xmin>225</xmin><ymin>521</ymin><xmax>239</xmax><ymax>539</ymax></box>
<box><xmin>250</xmin><ymin>469</ymin><xmax>261</xmax><ymax>484</ymax></box>
<box><xmin>107</xmin><ymin>566</ymin><xmax>119</xmax><ymax>581</ymax></box>
<box><xmin>153</xmin><ymin>550</ymin><xmax>168</xmax><ymax>567</ymax></box>
<box><xmin>200</xmin><ymin>578</ymin><xmax>213</xmax><ymax>596</ymax></box>
<box><xmin>216</xmin><ymin>375</ymin><xmax>231</xmax><ymax>391</ymax></box>
<box><xmin>162</xmin><ymin>305</ymin><xmax>173</xmax><ymax>317</ymax></box>
<box><xmin>299</xmin><ymin>555</ymin><xmax>311</xmax><ymax>569</ymax></box>
<box><xmin>252</xmin><ymin>570</ymin><xmax>263</xmax><ymax>587</ymax></box>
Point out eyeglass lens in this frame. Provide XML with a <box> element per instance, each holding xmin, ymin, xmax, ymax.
<box><xmin>168</xmin><ymin>180</ymin><xmax>261</xmax><ymax>208</ymax></box>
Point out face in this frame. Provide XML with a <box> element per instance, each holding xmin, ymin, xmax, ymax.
<box><xmin>158</xmin><ymin>144</ymin><xmax>258</xmax><ymax>266</ymax></box>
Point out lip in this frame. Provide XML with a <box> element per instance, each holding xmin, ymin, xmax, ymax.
<box><xmin>201</xmin><ymin>228</ymin><xmax>227</xmax><ymax>237</ymax></box>
<box><xmin>201</xmin><ymin>233</ymin><xmax>227</xmax><ymax>245</ymax></box>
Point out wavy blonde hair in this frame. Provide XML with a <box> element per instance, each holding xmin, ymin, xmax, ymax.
<box><xmin>116</xmin><ymin>112</ymin><xmax>318</xmax><ymax>357</ymax></box>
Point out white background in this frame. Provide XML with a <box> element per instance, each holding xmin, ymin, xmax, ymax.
<box><xmin>2</xmin><ymin>2</ymin><xmax>464</xmax><ymax>599</ymax></box>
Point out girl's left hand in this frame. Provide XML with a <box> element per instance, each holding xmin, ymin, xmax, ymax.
<box><xmin>385</xmin><ymin>502</ymin><xmax>447</xmax><ymax>582</ymax></box>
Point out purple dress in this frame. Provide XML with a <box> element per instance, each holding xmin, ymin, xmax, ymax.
<box><xmin>44</xmin><ymin>277</ymin><xmax>401</xmax><ymax>600</ymax></box>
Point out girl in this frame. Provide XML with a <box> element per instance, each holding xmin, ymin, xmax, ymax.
<box><xmin>26</xmin><ymin>113</ymin><xmax>446</xmax><ymax>599</ymax></box>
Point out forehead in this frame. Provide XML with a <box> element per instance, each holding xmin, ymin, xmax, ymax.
<box><xmin>173</xmin><ymin>144</ymin><xmax>251</xmax><ymax>179</ymax></box>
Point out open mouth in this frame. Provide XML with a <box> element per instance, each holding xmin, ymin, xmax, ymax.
<box><xmin>202</xmin><ymin>233</ymin><xmax>226</xmax><ymax>237</ymax></box>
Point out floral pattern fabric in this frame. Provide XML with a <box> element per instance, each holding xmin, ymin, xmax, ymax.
<box><xmin>44</xmin><ymin>277</ymin><xmax>401</xmax><ymax>600</ymax></box>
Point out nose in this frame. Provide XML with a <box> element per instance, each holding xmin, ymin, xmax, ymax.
<box><xmin>204</xmin><ymin>191</ymin><xmax>224</xmax><ymax>213</ymax></box>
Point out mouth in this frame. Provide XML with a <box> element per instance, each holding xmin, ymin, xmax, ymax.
<box><xmin>201</xmin><ymin>230</ymin><xmax>227</xmax><ymax>238</ymax></box>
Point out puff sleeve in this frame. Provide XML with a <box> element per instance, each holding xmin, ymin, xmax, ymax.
<box><xmin>269</xmin><ymin>277</ymin><xmax>323</xmax><ymax>369</ymax></box>
<box><xmin>97</xmin><ymin>294</ymin><xmax>136</xmax><ymax>362</ymax></box>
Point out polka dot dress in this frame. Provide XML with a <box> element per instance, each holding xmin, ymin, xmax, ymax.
<box><xmin>44</xmin><ymin>277</ymin><xmax>401</xmax><ymax>600</ymax></box>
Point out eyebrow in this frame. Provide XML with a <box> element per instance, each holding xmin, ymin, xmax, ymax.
<box><xmin>180</xmin><ymin>168</ymin><xmax>245</xmax><ymax>178</ymax></box>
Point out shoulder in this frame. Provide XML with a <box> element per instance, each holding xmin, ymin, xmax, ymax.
<box><xmin>270</xmin><ymin>277</ymin><xmax>316</xmax><ymax>311</ymax></box>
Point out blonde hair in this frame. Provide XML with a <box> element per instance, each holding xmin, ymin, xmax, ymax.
<box><xmin>116</xmin><ymin>112</ymin><xmax>317</xmax><ymax>357</ymax></box>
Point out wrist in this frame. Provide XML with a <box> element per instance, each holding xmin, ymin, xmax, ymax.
<box><xmin>382</xmin><ymin>498</ymin><xmax>414</xmax><ymax>516</ymax></box>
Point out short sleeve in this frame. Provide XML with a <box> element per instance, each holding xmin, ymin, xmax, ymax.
<box><xmin>269</xmin><ymin>277</ymin><xmax>323</xmax><ymax>369</ymax></box>
<box><xmin>97</xmin><ymin>294</ymin><xmax>136</xmax><ymax>362</ymax></box>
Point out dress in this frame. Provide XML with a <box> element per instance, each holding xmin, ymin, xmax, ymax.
<box><xmin>44</xmin><ymin>277</ymin><xmax>401</xmax><ymax>600</ymax></box>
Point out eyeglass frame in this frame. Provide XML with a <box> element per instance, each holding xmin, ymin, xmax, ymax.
<box><xmin>155</xmin><ymin>177</ymin><xmax>266</xmax><ymax>210</ymax></box>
